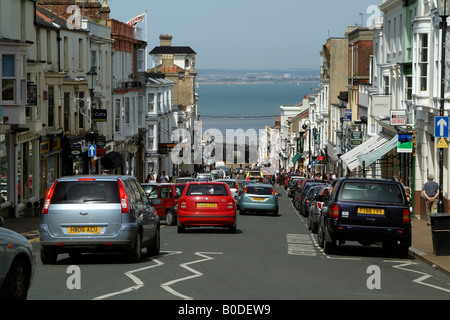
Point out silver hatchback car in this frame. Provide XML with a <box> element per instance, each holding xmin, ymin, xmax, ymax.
<box><xmin>39</xmin><ymin>175</ymin><xmax>160</xmax><ymax>264</ymax></box>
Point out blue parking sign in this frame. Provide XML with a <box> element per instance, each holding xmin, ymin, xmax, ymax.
<box><xmin>435</xmin><ymin>116</ymin><xmax>449</xmax><ymax>138</ymax></box>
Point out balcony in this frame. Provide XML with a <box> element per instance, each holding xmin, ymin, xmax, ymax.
<box><xmin>114</xmin><ymin>81</ymin><xmax>142</xmax><ymax>91</ymax></box>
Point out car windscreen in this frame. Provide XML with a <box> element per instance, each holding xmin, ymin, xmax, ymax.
<box><xmin>339</xmin><ymin>181</ymin><xmax>404</xmax><ymax>203</ymax></box>
<box><xmin>51</xmin><ymin>181</ymin><xmax>120</xmax><ymax>203</ymax></box>
<box><xmin>186</xmin><ymin>184</ymin><xmax>228</xmax><ymax>196</ymax></box>
<box><xmin>246</xmin><ymin>186</ymin><xmax>273</xmax><ymax>195</ymax></box>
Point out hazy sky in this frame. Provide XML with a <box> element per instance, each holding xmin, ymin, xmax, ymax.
<box><xmin>108</xmin><ymin>0</ymin><xmax>380</xmax><ymax>70</ymax></box>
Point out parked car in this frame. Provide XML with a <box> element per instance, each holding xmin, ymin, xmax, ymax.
<box><xmin>288</xmin><ymin>177</ymin><xmax>304</xmax><ymax>198</ymax></box>
<box><xmin>292</xmin><ymin>179</ymin><xmax>329</xmax><ymax>211</ymax></box>
<box><xmin>39</xmin><ymin>175</ymin><xmax>161</xmax><ymax>264</ymax></box>
<box><xmin>307</xmin><ymin>185</ymin><xmax>330</xmax><ymax>233</ymax></box>
<box><xmin>177</xmin><ymin>182</ymin><xmax>237</xmax><ymax>233</ymax></box>
<box><xmin>239</xmin><ymin>183</ymin><xmax>279</xmax><ymax>216</ymax></box>
<box><xmin>298</xmin><ymin>183</ymin><xmax>325</xmax><ymax>217</ymax></box>
<box><xmin>318</xmin><ymin>177</ymin><xmax>412</xmax><ymax>257</ymax></box>
<box><xmin>0</xmin><ymin>217</ymin><xmax>35</xmax><ymax>300</ymax></box>
<box><xmin>149</xmin><ymin>183</ymin><xmax>187</xmax><ymax>225</ymax></box>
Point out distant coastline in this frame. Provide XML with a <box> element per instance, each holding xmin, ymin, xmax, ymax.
<box><xmin>197</xmin><ymin>80</ymin><xmax>319</xmax><ymax>85</ymax></box>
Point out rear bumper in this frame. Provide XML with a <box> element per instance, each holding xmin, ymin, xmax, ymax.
<box><xmin>328</xmin><ymin>222</ymin><xmax>412</xmax><ymax>245</ymax></box>
<box><xmin>178</xmin><ymin>212</ymin><xmax>236</xmax><ymax>227</ymax></box>
<box><xmin>239</xmin><ymin>201</ymin><xmax>278</xmax><ymax>213</ymax></box>
<box><xmin>39</xmin><ymin>223</ymin><xmax>137</xmax><ymax>251</ymax></box>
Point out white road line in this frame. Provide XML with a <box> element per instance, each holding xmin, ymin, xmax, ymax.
<box><xmin>160</xmin><ymin>252</ymin><xmax>223</xmax><ymax>300</ymax></box>
<box><xmin>92</xmin><ymin>251</ymin><xmax>182</xmax><ymax>300</ymax></box>
<box><xmin>388</xmin><ymin>260</ymin><xmax>450</xmax><ymax>293</ymax></box>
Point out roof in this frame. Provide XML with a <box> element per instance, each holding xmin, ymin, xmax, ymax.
<box><xmin>36</xmin><ymin>5</ymin><xmax>87</xmax><ymax>32</ymax></box>
<box><xmin>149</xmin><ymin>46</ymin><xmax>196</xmax><ymax>55</ymax></box>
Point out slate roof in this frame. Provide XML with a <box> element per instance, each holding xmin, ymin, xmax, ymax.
<box><xmin>149</xmin><ymin>46</ymin><xmax>196</xmax><ymax>55</ymax></box>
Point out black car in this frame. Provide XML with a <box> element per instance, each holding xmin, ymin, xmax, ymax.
<box><xmin>318</xmin><ymin>177</ymin><xmax>411</xmax><ymax>257</ymax></box>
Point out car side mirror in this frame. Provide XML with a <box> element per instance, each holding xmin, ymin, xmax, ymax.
<box><xmin>0</xmin><ymin>216</ymin><xmax>4</xmax><ymax>227</ymax></box>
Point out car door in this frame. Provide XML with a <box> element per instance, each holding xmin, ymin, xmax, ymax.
<box><xmin>0</xmin><ymin>229</ymin><xmax>7</xmax><ymax>285</ymax></box>
<box><xmin>135</xmin><ymin>180</ymin><xmax>156</xmax><ymax>245</ymax></box>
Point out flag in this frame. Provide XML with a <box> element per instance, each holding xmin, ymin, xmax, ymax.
<box><xmin>127</xmin><ymin>13</ymin><xmax>146</xmax><ymax>26</ymax></box>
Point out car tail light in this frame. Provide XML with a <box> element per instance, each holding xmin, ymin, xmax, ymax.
<box><xmin>227</xmin><ymin>200</ymin><xmax>234</xmax><ymax>210</ymax></box>
<box><xmin>78</xmin><ymin>178</ymin><xmax>96</xmax><ymax>181</ymax></box>
<box><xmin>317</xmin><ymin>202</ymin><xmax>322</xmax><ymax>210</ymax></box>
<box><xmin>271</xmin><ymin>189</ymin><xmax>274</xmax><ymax>195</ymax></box>
<box><xmin>244</xmin><ymin>187</ymin><xmax>248</xmax><ymax>193</ymax></box>
<box><xmin>403</xmin><ymin>208</ymin><xmax>411</xmax><ymax>223</ymax></box>
<box><xmin>42</xmin><ymin>181</ymin><xmax>57</xmax><ymax>214</ymax></box>
<box><xmin>117</xmin><ymin>179</ymin><xmax>129</xmax><ymax>214</ymax></box>
<box><xmin>235</xmin><ymin>182</ymin><xmax>238</xmax><ymax>190</ymax></box>
<box><xmin>180</xmin><ymin>200</ymin><xmax>187</xmax><ymax>209</ymax></box>
<box><xmin>330</xmin><ymin>204</ymin><xmax>339</xmax><ymax>219</ymax></box>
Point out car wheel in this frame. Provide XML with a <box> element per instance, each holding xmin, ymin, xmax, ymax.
<box><xmin>165</xmin><ymin>209</ymin><xmax>176</xmax><ymax>226</ymax></box>
<box><xmin>323</xmin><ymin>225</ymin><xmax>336</xmax><ymax>254</ymax></box>
<box><xmin>317</xmin><ymin>224</ymin><xmax>324</xmax><ymax>248</ymax></box>
<box><xmin>40</xmin><ymin>246</ymin><xmax>57</xmax><ymax>264</ymax></box>
<box><xmin>147</xmin><ymin>227</ymin><xmax>160</xmax><ymax>256</ymax></box>
<box><xmin>127</xmin><ymin>233</ymin><xmax>142</xmax><ymax>263</ymax></box>
<box><xmin>0</xmin><ymin>257</ymin><xmax>30</xmax><ymax>300</ymax></box>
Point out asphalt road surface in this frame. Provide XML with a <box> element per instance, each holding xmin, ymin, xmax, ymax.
<box><xmin>28</xmin><ymin>185</ymin><xmax>450</xmax><ymax>302</ymax></box>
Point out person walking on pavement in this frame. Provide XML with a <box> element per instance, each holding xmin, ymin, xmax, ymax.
<box><xmin>422</xmin><ymin>174</ymin><xmax>439</xmax><ymax>226</ymax></box>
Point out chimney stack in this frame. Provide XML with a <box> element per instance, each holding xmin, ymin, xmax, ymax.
<box><xmin>159</xmin><ymin>34</ymin><xmax>173</xmax><ymax>47</ymax></box>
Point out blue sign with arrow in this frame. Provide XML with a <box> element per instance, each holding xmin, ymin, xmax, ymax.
<box><xmin>435</xmin><ymin>116</ymin><xmax>449</xmax><ymax>138</ymax></box>
<box><xmin>88</xmin><ymin>144</ymin><xmax>96</xmax><ymax>157</ymax></box>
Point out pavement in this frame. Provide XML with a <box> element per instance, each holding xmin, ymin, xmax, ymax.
<box><xmin>2</xmin><ymin>214</ymin><xmax>450</xmax><ymax>276</ymax></box>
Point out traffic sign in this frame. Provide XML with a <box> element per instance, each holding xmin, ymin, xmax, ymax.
<box><xmin>437</xmin><ymin>137</ymin><xmax>449</xmax><ymax>149</ymax></box>
<box><xmin>435</xmin><ymin>116</ymin><xmax>449</xmax><ymax>138</ymax></box>
<box><xmin>88</xmin><ymin>144</ymin><xmax>96</xmax><ymax>157</ymax></box>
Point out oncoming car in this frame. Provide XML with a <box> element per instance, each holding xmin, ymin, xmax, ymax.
<box><xmin>39</xmin><ymin>175</ymin><xmax>161</xmax><ymax>264</ymax></box>
<box><xmin>177</xmin><ymin>182</ymin><xmax>237</xmax><ymax>233</ymax></box>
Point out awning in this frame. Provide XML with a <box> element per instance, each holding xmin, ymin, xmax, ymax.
<box><xmin>101</xmin><ymin>151</ymin><xmax>124</xmax><ymax>169</ymax></box>
<box><xmin>340</xmin><ymin>133</ymin><xmax>397</xmax><ymax>171</ymax></box>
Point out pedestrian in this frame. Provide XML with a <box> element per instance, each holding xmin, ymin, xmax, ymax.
<box><xmin>161</xmin><ymin>171</ymin><xmax>170</xmax><ymax>183</ymax></box>
<box><xmin>145</xmin><ymin>174</ymin><xmax>151</xmax><ymax>183</ymax></box>
<box><xmin>422</xmin><ymin>174</ymin><xmax>439</xmax><ymax>226</ymax></box>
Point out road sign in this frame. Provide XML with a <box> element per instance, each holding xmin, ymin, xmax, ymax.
<box><xmin>437</xmin><ymin>137</ymin><xmax>449</xmax><ymax>149</ymax></box>
<box><xmin>435</xmin><ymin>116</ymin><xmax>449</xmax><ymax>138</ymax></box>
<box><xmin>88</xmin><ymin>144</ymin><xmax>96</xmax><ymax>157</ymax></box>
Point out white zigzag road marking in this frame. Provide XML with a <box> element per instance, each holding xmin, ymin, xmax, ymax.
<box><xmin>161</xmin><ymin>252</ymin><xmax>223</xmax><ymax>300</ymax></box>
<box><xmin>93</xmin><ymin>251</ymin><xmax>182</xmax><ymax>300</ymax></box>
<box><xmin>387</xmin><ymin>260</ymin><xmax>450</xmax><ymax>293</ymax></box>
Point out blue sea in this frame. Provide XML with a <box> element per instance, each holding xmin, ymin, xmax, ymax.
<box><xmin>196</xmin><ymin>82</ymin><xmax>319</xmax><ymax>134</ymax></box>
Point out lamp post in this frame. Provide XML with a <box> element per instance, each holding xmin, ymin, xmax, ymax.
<box><xmin>438</xmin><ymin>0</ymin><xmax>449</xmax><ymax>213</ymax></box>
<box><xmin>86</xmin><ymin>66</ymin><xmax>98</xmax><ymax>174</ymax></box>
<box><xmin>302</xmin><ymin>120</ymin><xmax>311</xmax><ymax>175</ymax></box>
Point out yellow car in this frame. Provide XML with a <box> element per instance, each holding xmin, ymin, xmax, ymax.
<box><xmin>245</xmin><ymin>171</ymin><xmax>263</xmax><ymax>180</ymax></box>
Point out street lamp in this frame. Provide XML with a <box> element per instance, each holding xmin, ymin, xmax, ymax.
<box><xmin>438</xmin><ymin>0</ymin><xmax>449</xmax><ymax>213</ymax></box>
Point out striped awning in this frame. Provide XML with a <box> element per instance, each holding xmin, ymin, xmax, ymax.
<box><xmin>340</xmin><ymin>133</ymin><xmax>397</xmax><ymax>171</ymax></box>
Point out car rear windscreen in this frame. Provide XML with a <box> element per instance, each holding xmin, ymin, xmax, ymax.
<box><xmin>246</xmin><ymin>186</ymin><xmax>273</xmax><ymax>195</ymax></box>
<box><xmin>51</xmin><ymin>181</ymin><xmax>120</xmax><ymax>203</ymax></box>
<box><xmin>339</xmin><ymin>182</ymin><xmax>404</xmax><ymax>203</ymax></box>
<box><xmin>186</xmin><ymin>184</ymin><xmax>228</xmax><ymax>196</ymax></box>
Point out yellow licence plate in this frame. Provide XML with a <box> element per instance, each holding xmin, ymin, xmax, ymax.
<box><xmin>357</xmin><ymin>207</ymin><xmax>384</xmax><ymax>215</ymax></box>
<box><xmin>252</xmin><ymin>197</ymin><xmax>265</xmax><ymax>201</ymax></box>
<box><xmin>197</xmin><ymin>203</ymin><xmax>217</xmax><ymax>208</ymax></box>
<box><xmin>68</xmin><ymin>226</ymin><xmax>100</xmax><ymax>234</ymax></box>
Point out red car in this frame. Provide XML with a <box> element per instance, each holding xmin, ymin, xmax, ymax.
<box><xmin>177</xmin><ymin>182</ymin><xmax>237</xmax><ymax>233</ymax></box>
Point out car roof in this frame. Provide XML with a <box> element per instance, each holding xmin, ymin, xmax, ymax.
<box><xmin>56</xmin><ymin>175</ymin><xmax>128</xmax><ymax>181</ymax></box>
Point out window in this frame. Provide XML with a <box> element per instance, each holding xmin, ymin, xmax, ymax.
<box><xmin>405</xmin><ymin>75</ymin><xmax>412</xmax><ymax>100</ymax></box>
<box><xmin>2</xmin><ymin>55</ymin><xmax>15</xmax><ymax>101</ymax></box>
<box><xmin>137</xmin><ymin>49</ymin><xmax>145</xmax><ymax>72</ymax></box>
<box><xmin>124</xmin><ymin>97</ymin><xmax>130</xmax><ymax>125</ymax></box>
<box><xmin>138</xmin><ymin>96</ymin><xmax>144</xmax><ymax>126</ymax></box>
<box><xmin>48</xmin><ymin>86</ymin><xmax>55</xmax><ymax>128</ymax></box>
<box><xmin>114</xmin><ymin>99</ymin><xmax>121</xmax><ymax>132</ymax></box>
<box><xmin>148</xmin><ymin>93</ymin><xmax>155</xmax><ymax>113</ymax></box>
<box><xmin>419</xmin><ymin>33</ymin><xmax>428</xmax><ymax>92</ymax></box>
<box><xmin>383</xmin><ymin>76</ymin><xmax>390</xmax><ymax>95</ymax></box>
<box><xmin>148</xmin><ymin>125</ymin><xmax>155</xmax><ymax>150</ymax></box>
<box><xmin>64</xmin><ymin>92</ymin><xmax>70</xmax><ymax>132</ymax></box>
<box><xmin>78</xmin><ymin>91</ymin><xmax>85</xmax><ymax>130</ymax></box>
